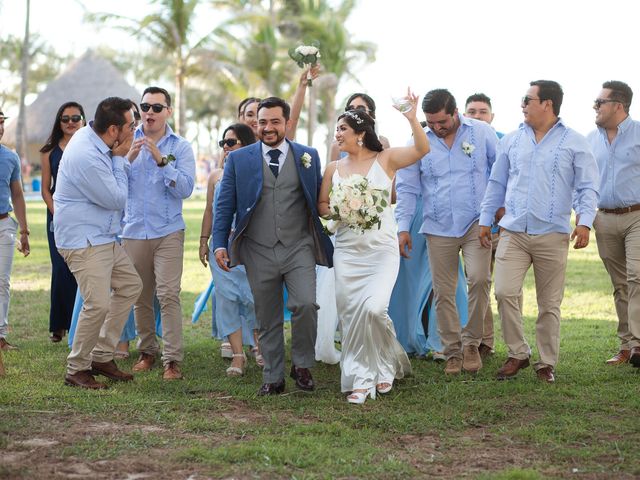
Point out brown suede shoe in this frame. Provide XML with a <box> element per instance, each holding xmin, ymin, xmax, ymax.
<box><xmin>536</xmin><ymin>367</ymin><xmax>555</xmax><ymax>383</ymax></box>
<box><xmin>132</xmin><ymin>353</ymin><xmax>156</xmax><ymax>372</ymax></box>
<box><xmin>444</xmin><ymin>357</ymin><xmax>462</xmax><ymax>375</ymax></box>
<box><xmin>91</xmin><ymin>360</ymin><xmax>133</xmax><ymax>382</ymax></box>
<box><xmin>605</xmin><ymin>350</ymin><xmax>630</xmax><ymax>365</ymax></box>
<box><xmin>163</xmin><ymin>361</ymin><xmax>183</xmax><ymax>380</ymax></box>
<box><xmin>478</xmin><ymin>343</ymin><xmax>494</xmax><ymax>359</ymax></box>
<box><xmin>0</xmin><ymin>338</ymin><xmax>18</xmax><ymax>351</ymax></box>
<box><xmin>64</xmin><ymin>371</ymin><xmax>108</xmax><ymax>390</ymax></box>
<box><xmin>496</xmin><ymin>357</ymin><xmax>530</xmax><ymax>380</ymax></box>
<box><xmin>462</xmin><ymin>345</ymin><xmax>482</xmax><ymax>373</ymax></box>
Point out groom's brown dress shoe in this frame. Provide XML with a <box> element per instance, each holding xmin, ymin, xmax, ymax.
<box><xmin>258</xmin><ymin>379</ymin><xmax>285</xmax><ymax>396</ymax></box>
<box><xmin>290</xmin><ymin>365</ymin><xmax>315</xmax><ymax>391</ymax></box>
<box><xmin>64</xmin><ymin>371</ymin><xmax>108</xmax><ymax>389</ymax></box>
<box><xmin>630</xmin><ymin>347</ymin><xmax>640</xmax><ymax>368</ymax></box>
<box><xmin>91</xmin><ymin>360</ymin><xmax>133</xmax><ymax>382</ymax></box>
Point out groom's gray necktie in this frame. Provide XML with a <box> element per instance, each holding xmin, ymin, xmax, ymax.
<box><xmin>267</xmin><ymin>149</ymin><xmax>281</xmax><ymax>178</ymax></box>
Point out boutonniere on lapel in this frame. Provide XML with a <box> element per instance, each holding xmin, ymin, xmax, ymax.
<box><xmin>301</xmin><ymin>152</ymin><xmax>312</xmax><ymax>168</ymax></box>
<box><xmin>461</xmin><ymin>141</ymin><xmax>476</xmax><ymax>157</ymax></box>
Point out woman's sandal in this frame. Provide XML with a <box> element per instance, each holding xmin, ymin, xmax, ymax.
<box><xmin>226</xmin><ymin>353</ymin><xmax>247</xmax><ymax>377</ymax></box>
<box><xmin>376</xmin><ymin>381</ymin><xmax>393</xmax><ymax>394</ymax></box>
<box><xmin>347</xmin><ymin>387</ymin><xmax>374</xmax><ymax>405</ymax></box>
<box><xmin>220</xmin><ymin>342</ymin><xmax>233</xmax><ymax>359</ymax></box>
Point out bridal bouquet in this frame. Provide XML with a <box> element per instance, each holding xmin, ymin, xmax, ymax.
<box><xmin>326</xmin><ymin>174</ymin><xmax>389</xmax><ymax>234</ymax></box>
<box><xmin>288</xmin><ymin>43</ymin><xmax>321</xmax><ymax>86</ymax></box>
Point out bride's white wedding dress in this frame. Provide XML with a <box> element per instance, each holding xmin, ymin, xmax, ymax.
<box><xmin>333</xmin><ymin>158</ymin><xmax>411</xmax><ymax>397</ymax></box>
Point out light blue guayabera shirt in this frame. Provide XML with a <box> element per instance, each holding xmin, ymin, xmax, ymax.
<box><xmin>122</xmin><ymin>124</ymin><xmax>195</xmax><ymax>239</ymax></box>
<box><xmin>587</xmin><ymin>115</ymin><xmax>640</xmax><ymax>209</ymax></box>
<box><xmin>479</xmin><ymin>119</ymin><xmax>599</xmax><ymax>234</ymax></box>
<box><xmin>0</xmin><ymin>145</ymin><xmax>21</xmax><ymax>214</ymax></box>
<box><xmin>396</xmin><ymin>114</ymin><xmax>498</xmax><ymax>237</ymax></box>
<box><xmin>53</xmin><ymin>124</ymin><xmax>129</xmax><ymax>249</ymax></box>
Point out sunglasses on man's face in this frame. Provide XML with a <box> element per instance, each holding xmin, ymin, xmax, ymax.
<box><xmin>140</xmin><ymin>103</ymin><xmax>169</xmax><ymax>113</ymax></box>
<box><xmin>60</xmin><ymin>115</ymin><xmax>83</xmax><ymax>123</ymax></box>
<box><xmin>218</xmin><ymin>138</ymin><xmax>240</xmax><ymax>148</ymax></box>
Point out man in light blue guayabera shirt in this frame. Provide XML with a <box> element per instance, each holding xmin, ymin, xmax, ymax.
<box><xmin>0</xmin><ymin>110</ymin><xmax>30</xmax><ymax>353</ymax></box>
<box><xmin>396</xmin><ymin>89</ymin><xmax>498</xmax><ymax>376</ymax></box>
<box><xmin>122</xmin><ymin>86</ymin><xmax>195</xmax><ymax>381</ymax></box>
<box><xmin>587</xmin><ymin>80</ymin><xmax>640</xmax><ymax>368</ymax></box>
<box><xmin>479</xmin><ymin>80</ymin><xmax>599</xmax><ymax>384</ymax></box>
<box><xmin>54</xmin><ymin>97</ymin><xmax>142</xmax><ymax>390</ymax></box>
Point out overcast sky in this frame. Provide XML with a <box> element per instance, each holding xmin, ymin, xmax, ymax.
<box><xmin>2</xmin><ymin>0</ymin><xmax>640</xmax><ymax>148</ymax></box>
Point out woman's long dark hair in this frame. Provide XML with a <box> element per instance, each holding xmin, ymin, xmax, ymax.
<box><xmin>222</xmin><ymin>123</ymin><xmax>257</xmax><ymax>147</ymax></box>
<box><xmin>40</xmin><ymin>101</ymin><xmax>86</xmax><ymax>153</ymax></box>
<box><xmin>337</xmin><ymin>110</ymin><xmax>383</xmax><ymax>152</ymax></box>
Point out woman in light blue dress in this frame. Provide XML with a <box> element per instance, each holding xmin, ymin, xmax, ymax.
<box><xmin>199</xmin><ymin>123</ymin><xmax>259</xmax><ymax>377</ymax></box>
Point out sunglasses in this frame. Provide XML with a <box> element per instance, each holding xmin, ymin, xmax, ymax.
<box><xmin>140</xmin><ymin>103</ymin><xmax>169</xmax><ymax>113</ymax></box>
<box><xmin>60</xmin><ymin>115</ymin><xmax>83</xmax><ymax>123</ymax></box>
<box><xmin>218</xmin><ymin>138</ymin><xmax>240</xmax><ymax>148</ymax></box>
<box><xmin>593</xmin><ymin>99</ymin><xmax>620</xmax><ymax>109</ymax></box>
<box><xmin>521</xmin><ymin>96</ymin><xmax>544</xmax><ymax>106</ymax></box>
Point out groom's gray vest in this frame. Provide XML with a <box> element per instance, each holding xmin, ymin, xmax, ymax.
<box><xmin>244</xmin><ymin>148</ymin><xmax>311</xmax><ymax>247</ymax></box>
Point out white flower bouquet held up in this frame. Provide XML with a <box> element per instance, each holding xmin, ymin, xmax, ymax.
<box><xmin>288</xmin><ymin>43</ymin><xmax>321</xmax><ymax>86</ymax></box>
<box><xmin>326</xmin><ymin>174</ymin><xmax>390</xmax><ymax>234</ymax></box>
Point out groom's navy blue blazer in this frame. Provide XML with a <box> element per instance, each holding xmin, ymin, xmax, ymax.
<box><xmin>212</xmin><ymin>139</ymin><xmax>333</xmax><ymax>268</ymax></box>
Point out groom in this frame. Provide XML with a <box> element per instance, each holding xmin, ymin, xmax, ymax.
<box><xmin>213</xmin><ymin>96</ymin><xmax>333</xmax><ymax>395</ymax></box>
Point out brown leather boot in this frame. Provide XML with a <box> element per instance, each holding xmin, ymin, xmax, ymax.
<box><xmin>91</xmin><ymin>360</ymin><xmax>134</xmax><ymax>381</ymax></box>
<box><xmin>462</xmin><ymin>345</ymin><xmax>482</xmax><ymax>373</ymax></box>
<box><xmin>132</xmin><ymin>353</ymin><xmax>156</xmax><ymax>372</ymax></box>
<box><xmin>64</xmin><ymin>371</ymin><xmax>108</xmax><ymax>389</ymax></box>
<box><xmin>496</xmin><ymin>357</ymin><xmax>530</xmax><ymax>380</ymax></box>
<box><xmin>605</xmin><ymin>350</ymin><xmax>630</xmax><ymax>365</ymax></box>
<box><xmin>163</xmin><ymin>361</ymin><xmax>183</xmax><ymax>380</ymax></box>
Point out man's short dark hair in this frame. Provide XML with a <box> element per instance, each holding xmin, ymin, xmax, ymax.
<box><xmin>530</xmin><ymin>80</ymin><xmax>563</xmax><ymax>116</ymax></box>
<box><xmin>93</xmin><ymin>97</ymin><xmax>132</xmax><ymax>134</ymax></box>
<box><xmin>422</xmin><ymin>89</ymin><xmax>457</xmax><ymax>115</ymax></box>
<box><xmin>142</xmin><ymin>86</ymin><xmax>172</xmax><ymax>107</ymax></box>
<box><xmin>465</xmin><ymin>93</ymin><xmax>492</xmax><ymax>109</ymax></box>
<box><xmin>257</xmin><ymin>97</ymin><xmax>290</xmax><ymax>121</ymax></box>
<box><xmin>603</xmin><ymin>80</ymin><xmax>633</xmax><ymax>113</ymax></box>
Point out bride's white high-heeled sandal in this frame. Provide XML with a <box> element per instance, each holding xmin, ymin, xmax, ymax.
<box><xmin>376</xmin><ymin>381</ymin><xmax>393</xmax><ymax>394</ymax></box>
<box><xmin>226</xmin><ymin>353</ymin><xmax>247</xmax><ymax>377</ymax></box>
<box><xmin>347</xmin><ymin>388</ymin><xmax>374</xmax><ymax>404</ymax></box>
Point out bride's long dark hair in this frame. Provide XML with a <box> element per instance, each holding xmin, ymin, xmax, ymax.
<box><xmin>337</xmin><ymin>110</ymin><xmax>383</xmax><ymax>152</ymax></box>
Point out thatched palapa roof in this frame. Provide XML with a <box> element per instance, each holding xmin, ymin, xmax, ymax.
<box><xmin>4</xmin><ymin>50</ymin><xmax>140</xmax><ymax>153</ymax></box>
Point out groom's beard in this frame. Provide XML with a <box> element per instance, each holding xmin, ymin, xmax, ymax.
<box><xmin>260</xmin><ymin>129</ymin><xmax>285</xmax><ymax>147</ymax></box>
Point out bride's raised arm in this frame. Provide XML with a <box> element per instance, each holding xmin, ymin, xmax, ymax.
<box><xmin>381</xmin><ymin>89</ymin><xmax>430</xmax><ymax>173</ymax></box>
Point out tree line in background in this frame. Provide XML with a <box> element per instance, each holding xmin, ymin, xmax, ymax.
<box><xmin>0</xmin><ymin>0</ymin><xmax>375</xmax><ymax>159</ymax></box>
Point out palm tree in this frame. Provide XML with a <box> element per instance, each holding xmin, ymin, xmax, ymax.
<box><xmin>87</xmin><ymin>0</ymin><xmax>220</xmax><ymax>136</ymax></box>
<box><xmin>15</xmin><ymin>0</ymin><xmax>30</xmax><ymax>163</ymax></box>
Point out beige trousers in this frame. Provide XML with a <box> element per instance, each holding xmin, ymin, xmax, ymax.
<box><xmin>482</xmin><ymin>231</ymin><xmax>523</xmax><ymax>348</ymax></box>
<box><xmin>60</xmin><ymin>242</ymin><xmax>142</xmax><ymax>375</ymax></box>
<box><xmin>494</xmin><ymin>230</ymin><xmax>569</xmax><ymax>370</ymax></box>
<box><xmin>123</xmin><ymin>231</ymin><xmax>185</xmax><ymax>366</ymax></box>
<box><xmin>593</xmin><ymin>210</ymin><xmax>640</xmax><ymax>350</ymax></box>
<box><xmin>427</xmin><ymin>222</ymin><xmax>492</xmax><ymax>359</ymax></box>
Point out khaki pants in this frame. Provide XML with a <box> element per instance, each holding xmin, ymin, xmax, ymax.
<box><xmin>123</xmin><ymin>231</ymin><xmax>185</xmax><ymax>366</ymax></box>
<box><xmin>427</xmin><ymin>222</ymin><xmax>492</xmax><ymax>359</ymax></box>
<box><xmin>482</xmin><ymin>231</ymin><xmax>523</xmax><ymax>348</ymax></box>
<box><xmin>593</xmin><ymin>210</ymin><xmax>640</xmax><ymax>350</ymax></box>
<box><xmin>494</xmin><ymin>230</ymin><xmax>569</xmax><ymax>370</ymax></box>
<box><xmin>60</xmin><ymin>242</ymin><xmax>142</xmax><ymax>375</ymax></box>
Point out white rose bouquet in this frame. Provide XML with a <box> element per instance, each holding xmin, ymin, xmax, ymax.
<box><xmin>326</xmin><ymin>174</ymin><xmax>390</xmax><ymax>234</ymax></box>
<box><xmin>288</xmin><ymin>42</ymin><xmax>321</xmax><ymax>86</ymax></box>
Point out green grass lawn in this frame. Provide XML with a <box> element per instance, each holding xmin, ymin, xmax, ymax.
<box><xmin>0</xmin><ymin>198</ymin><xmax>638</xmax><ymax>479</ymax></box>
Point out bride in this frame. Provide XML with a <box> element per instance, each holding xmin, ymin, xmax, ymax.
<box><xmin>318</xmin><ymin>89</ymin><xmax>430</xmax><ymax>404</ymax></box>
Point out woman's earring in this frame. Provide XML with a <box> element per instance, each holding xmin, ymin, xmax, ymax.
<box><xmin>357</xmin><ymin>138</ymin><xmax>363</xmax><ymax>147</ymax></box>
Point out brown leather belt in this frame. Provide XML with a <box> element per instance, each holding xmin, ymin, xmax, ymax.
<box><xmin>0</xmin><ymin>213</ymin><xmax>8</xmax><ymax>219</ymax></box>
<box><xmin>599</xmin><ymin>204</ymin><xmax>640</xmax><ymax>215</ymax></box>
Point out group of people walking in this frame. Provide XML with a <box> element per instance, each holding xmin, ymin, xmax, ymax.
<box><xmin>0</xmin><ymin>76</ymin><xmax>638</xmax><ymax>403</ymax></box>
